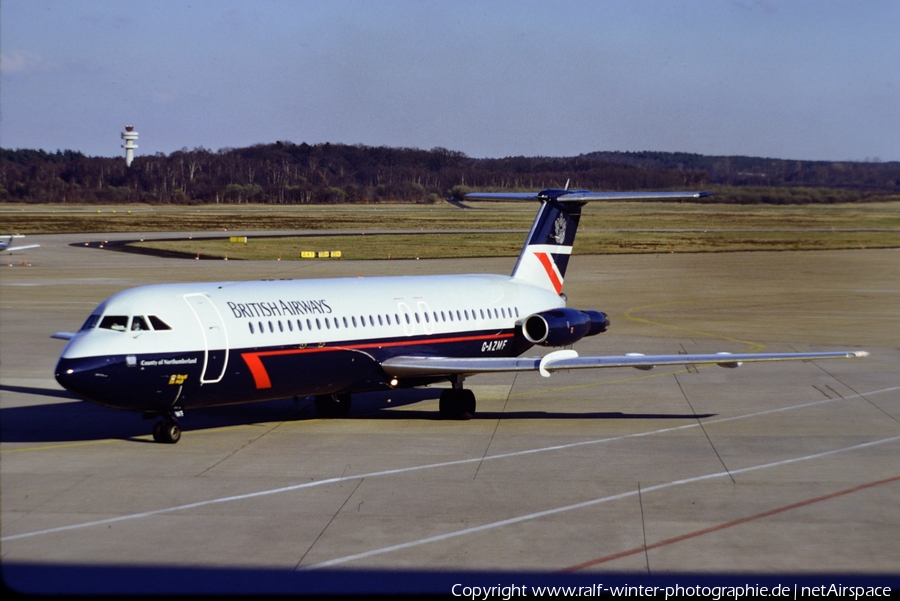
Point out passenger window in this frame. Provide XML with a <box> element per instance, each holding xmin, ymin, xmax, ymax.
<box><xmin>369</xmin><ymin>316</ymin><xmax>375</xmax><ymax>326</ymax></box>
<box><xmin>268</xmin><ymin>321</ymin><xmax>274</xmax><ymax>333</ymax></box>
<box><xmin>249</xmin><ymin>322</ymin><xmax>255</xmax><ymax>334</ymax></box>
<box><xmin>278</xmin><ymin>321</ymin><xmax>284</xmax><ymax>332</ymax></box>
<box><xmin>378</xmin><ymin>315</ymin><xmax>383</xmax><ymax>326</ymax></box>
<box><xmin>148</xmin><ymin>315</ymin><xmax>172</xmax><ymax>330</ymax></box>
<box><xmin>395</xmin><ymin>313</ymin><xmax>400</xmax><ymax>324</ymax></box>
<box><xmin>259</xmin><ymin>321</ymin><xmax>264</xmax><ymax>333</ymax></box>
<box><xmin>99</xmin><ymin>316</ymin><xmax>128</xmax><ymax>332</ymax></box>
<box><xmin>288</xmin><ymin>320</ymin><xmax>293</xmax><ymax>332</ymax></box>
<box><xmin>352</xmin><ymin>316</ymin><xmax>357</xmax><ymax>327</ymax></box>
<box><xmin>343</xmin><ymin>317</ymin><xmax>349</xmax><ymax>328</ymax></box>
<box><xmin>297</xmin><ymin>319</ymin><xmax>303</xmax><ymax>331</ymax></box>
<box><xmin>315</xmin><ymin>318</ymin><xmax>321</xmax><ymax>330</ymax></box>
<box><xmin>131</xmin><ymin>316</ymin><xmax>150</xmax><ymax>331</ymax></box>
<box><xmin>80</xmin><ymin>314</ymin><xmax>100</xmax><ymax>331</ymax></box>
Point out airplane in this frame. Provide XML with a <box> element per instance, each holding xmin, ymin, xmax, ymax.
<box><xmin>0</xmin><ymin>234</ymin><xmax>40</xmax><ymax>253</ymax></box>
<box><xmin>51</xmin><ymin>188</ymin><xmax>867</xmax><ymax>443</ymax></box>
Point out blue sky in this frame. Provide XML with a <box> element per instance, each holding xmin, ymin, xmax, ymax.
<box><xmin>2</xmin><ymin>0</ymin><xmax>898</xmax><ymax>161</ymax></box>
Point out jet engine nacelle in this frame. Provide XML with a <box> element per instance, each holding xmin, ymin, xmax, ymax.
<box><xmin>522</xmin><ymin>308</ymin><xmax>609</xmax><ymax>347</ymax></box>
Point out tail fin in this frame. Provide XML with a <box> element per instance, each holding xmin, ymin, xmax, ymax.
<box><xmin>511</xmin><ymin>191</ymin><xmax>583</xmax><ymax>294</ymax></box>
<box><xmin>462</xmin><ymin>187</ymin><xmax>712</xmax><ymax>295</ymax></box>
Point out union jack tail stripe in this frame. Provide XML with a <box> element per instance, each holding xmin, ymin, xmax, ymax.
<box><xmin>533</xmin><ymin>251</ymin><xmax>565</xmax><ymax>294</ymax></box>
<box><xmin>510</xmin><ymin>199</ymin><xmax>581</xmax><ymax>294</ymax></box>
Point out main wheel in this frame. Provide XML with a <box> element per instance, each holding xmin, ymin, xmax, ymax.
<box><xmin>315</xmin><ymin>393</ymin><xmax>351</xmax><ymax>418</ymax></box>
<box><xmin>459</xmin><ymin>389</ymin><xmax>476</xmax><ymax>419</ymax></box>
<box><xmin>439</xmin><ymin>389</ymin><xmax>476</xmax><ymax>420</ymax></box>
<box><xmin>152</xmin><ymin>421</ymin><xmax>164</xmax><ymax>442</ymax></box>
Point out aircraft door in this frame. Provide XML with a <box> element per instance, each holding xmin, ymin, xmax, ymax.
<box><xmin>398</xmin><ymin>302</ymin><xmax>415</xmax><ymax>336</ymax></box>
<box><xmin>417</xmin><ymin>301</ymin><xmax>435</xmax><ymax>335</ymax></box>
<box><xmin>184</xmin><ymin>293</ymin><xmax>229</xmax><ymax>384</ymax></box>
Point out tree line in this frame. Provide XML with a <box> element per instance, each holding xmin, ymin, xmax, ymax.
<box><xmin>1</xmin><ymin>143</ymin><xmax>897</xmax><ymax>205</ymax></box>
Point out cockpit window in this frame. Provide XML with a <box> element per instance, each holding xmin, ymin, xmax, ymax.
<box><xmin>148</xmin><ymin>315</ymin><xmax>172</xmax><ymax>330</ymax></box>
<box><xmin>130</xmin><ymin>316</ymin><xmax>150</xmax><ymax>331</ymax></box>
<box><xmin>80</xmin><ymin>314</ymin><xmax>100</xmax><ymax>331</ymax></box>
<box><xmin>99</xmin><ymin>316</ymin><xmax>128</xmax><ymax>332</ymax></box>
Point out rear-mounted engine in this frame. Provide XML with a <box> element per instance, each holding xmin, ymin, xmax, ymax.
<box><xmin>522</xmin><ymin>308</ymin><xmax>609</xmax><ymax>347</ymax></box>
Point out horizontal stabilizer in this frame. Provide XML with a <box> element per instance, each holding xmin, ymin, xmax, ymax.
<box><xmin>464</xmin><ymin>191</ymin><xmax>711</xmax><ymax>203</ymax></box>
<box><xmin>381</xmin><ymin>350</ymin><xmax>867</xmax><ymax>379</ymax></box>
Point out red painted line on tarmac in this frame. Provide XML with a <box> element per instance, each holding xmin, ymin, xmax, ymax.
<box><xmin>562</xmin><ymin>473</ymin><xmax>900</xmax><ymax>572</ymax></box>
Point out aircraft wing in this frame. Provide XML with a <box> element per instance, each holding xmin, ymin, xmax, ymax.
<box><xmin>2</xmin><ymin>244</ymin><xmax>40</xmax><ymax>253</ymax></box>
<box><xmin>464</xmin><ymin>191</ymin><xmax>712</xmax><ymax>202</ymax></box>
<box><xmin>381</xmin><ymin>350</ymin><xmax>867</xmax><ymax>379</ymax></box>
<box><xmin>51</xmin><ymin>332</ymin><xmax>76</xmax><ymax>340</ymax></box>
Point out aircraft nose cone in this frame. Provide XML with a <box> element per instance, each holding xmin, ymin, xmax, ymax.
<box><xmin>55</xmin><ymin>356</ymin><xmax>173</xmax><ymax>412</ymax></box>
<box><xmin>55</xmin><ymin>356</ymin><xmax>134</xmax><ymax>409</ymax></box>
<box><xmin>55</xmin><ymin>358</ymin><xmax>105</xmax><ymax>405</ymax></box>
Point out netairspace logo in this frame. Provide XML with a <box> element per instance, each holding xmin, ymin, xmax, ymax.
<box><xmin>450</xmin><ymin>583</ymin><xmax>892</xmax><ymax>599</ymax></box>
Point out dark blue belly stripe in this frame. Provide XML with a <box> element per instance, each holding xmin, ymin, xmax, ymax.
<box><xmin>241</xmin><ymin>331</ymin><xmax>516</xmax><ymax>389</ymax></box>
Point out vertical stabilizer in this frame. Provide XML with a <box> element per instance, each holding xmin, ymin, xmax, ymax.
<box><xmin>511</xmin><ymin>193</ymin><xmax>584</xmax><ymax>294</ymax></box>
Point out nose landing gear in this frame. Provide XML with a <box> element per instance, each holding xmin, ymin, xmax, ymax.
<box><xmin>148</xmin><ymin>408</ymin><xmax>184</xmax><ymax>444</ymax></box>
<box><xmin>152</xmin><ymin>419</ymin><xmax>181</xmax><ymax>444</ymax></box>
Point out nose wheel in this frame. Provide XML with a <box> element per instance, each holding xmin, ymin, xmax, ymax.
<box><xmin>152</xmin><ymin>417</ymin><xmax>182</xmax><ymax>444</ymax></box>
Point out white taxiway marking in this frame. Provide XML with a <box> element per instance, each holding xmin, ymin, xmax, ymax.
<box><xmin>2</xmin><ymin>385</ymin><xmax>897</xmax><ymax>543</ymax></box>
<box><xmin>302</xmin><ymin>434</ymin><xmax>900</xmax><ymax>569</ymax></box>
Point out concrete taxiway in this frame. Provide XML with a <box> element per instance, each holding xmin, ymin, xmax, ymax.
<box><xmin>1</xmin><ymin>233</ymin><xmax>898</xmax><ymax>588</ymax></box>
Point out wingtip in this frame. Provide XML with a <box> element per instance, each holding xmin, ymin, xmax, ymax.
<box><xmin>853</xmin><ymin>351</ymin><xmax>869</xmax><ymax>358</ymax></box>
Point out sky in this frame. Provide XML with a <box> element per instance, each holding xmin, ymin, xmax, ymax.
<box><xmin>1</xmin><ymin>0</ymin><xmax>898</xmax><ymax>161</ymax></box>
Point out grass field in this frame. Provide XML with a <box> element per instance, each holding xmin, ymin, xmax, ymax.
<box><xmin>3</xmin><ymin>201</ymin><xmax>898</xmax><ymax>259</ymax></box>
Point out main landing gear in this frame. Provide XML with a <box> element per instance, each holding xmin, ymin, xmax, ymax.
<box><xmin>315</xmin><ymin>393</ymin><xmax>352</xmax><ymax>418</ymax></box>
<box><xmin>149</xmin><ymin>409</ymin><xmax>183</xmax><ymax>444</ymax></box>
<box><xmin>439</xmin><ymin>376</ymin><xmax>476</xmax><ymax>420</ymax></box>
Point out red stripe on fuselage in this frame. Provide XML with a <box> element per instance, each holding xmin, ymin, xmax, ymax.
<box><xmin>240</xmin><ymin>332</ymin><xmax>516</xmax><ymax>390</ymax></box>
<box><xmin>534</xmin><ymin>252</ymin><xmax>563</xmax><ymax>294</ymax></box>
<box><xmin>241</xmin><ymin>353</ymin><xmax>272</xmax><ymax>389</ymax></box>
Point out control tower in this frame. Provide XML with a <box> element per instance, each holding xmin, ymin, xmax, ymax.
<box><xmin>121</xmin><ymin>125</ymin><xmax>139</xmax><ymax>167</ymax></box>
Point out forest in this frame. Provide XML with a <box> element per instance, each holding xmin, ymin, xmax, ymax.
<box><xmin>2</xmin><ymin>142</ymin><xmax>898</xmax><ymax>205</ymax></box>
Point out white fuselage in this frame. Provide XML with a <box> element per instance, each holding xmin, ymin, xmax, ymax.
<box><xmin>56</xmin><ymin>273</ymin><xmax>564</xmax><ymax>411</ymax></box>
